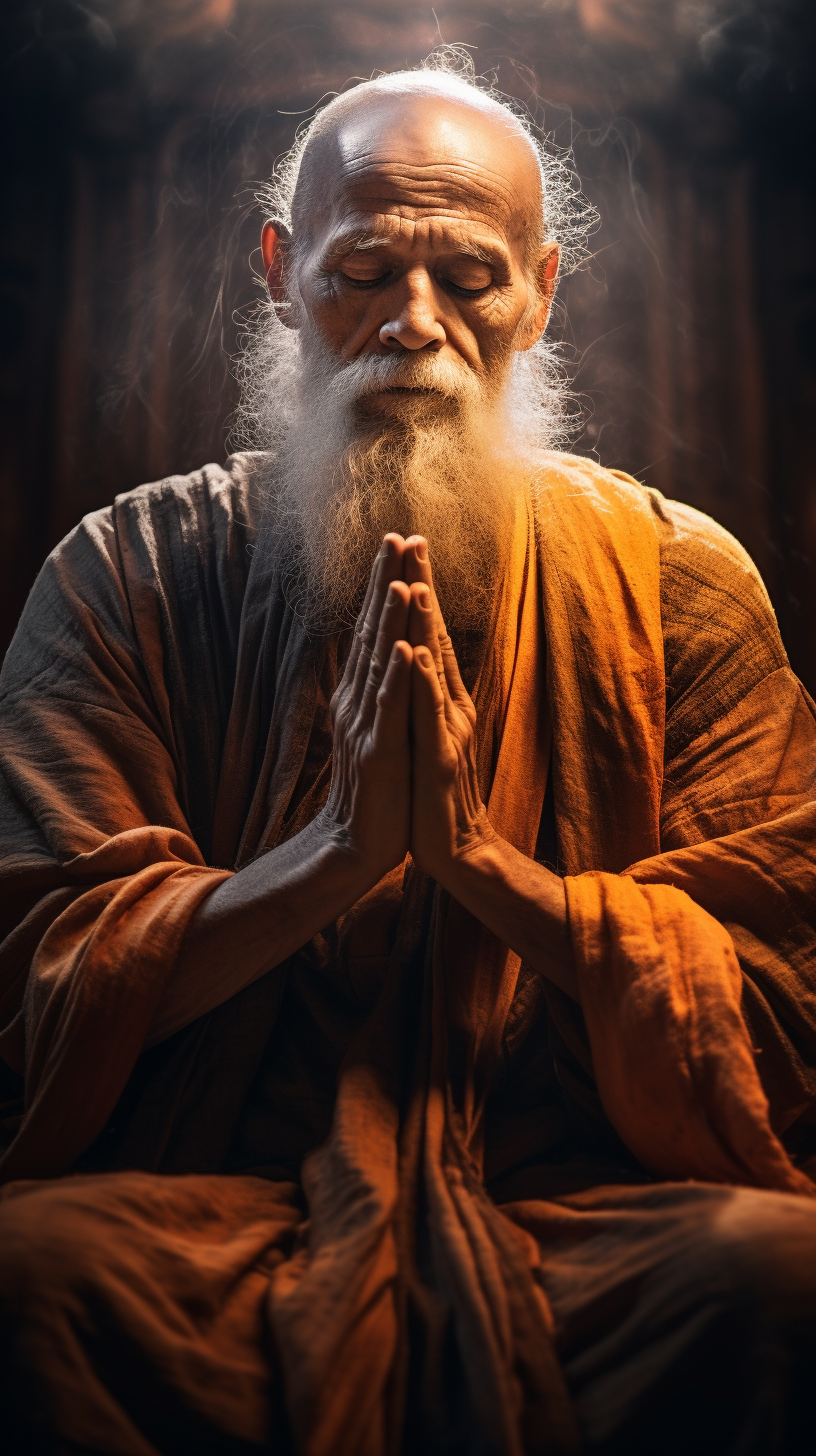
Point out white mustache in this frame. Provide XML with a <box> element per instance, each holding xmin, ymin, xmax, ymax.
<box><xmin>320</xmin><ymin>349</ymin><xmax>485</xmax><ymax>409</ymax></box>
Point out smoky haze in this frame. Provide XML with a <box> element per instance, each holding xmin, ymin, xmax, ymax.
<box><xmin>1</xmin><ymin>0</ymin><xmax>814</xmax><ymax>686</ymax></box>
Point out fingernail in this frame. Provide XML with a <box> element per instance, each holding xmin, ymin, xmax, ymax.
<box><xmin>415</xmin><ymin>540</ymin><xmax>428</xmax><ymax>562</ymax></box>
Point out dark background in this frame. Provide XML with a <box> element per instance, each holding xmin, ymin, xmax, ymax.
<box><xmin>2</xmin><ymin>0</ymin><xmax>814</xmax><ymax>688</ymax></box>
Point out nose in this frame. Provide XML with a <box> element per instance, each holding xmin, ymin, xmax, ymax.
<box><xmin>379</xmin><ymin>268</ymin><xmax>446</xmax><ymax>352</ymax></box>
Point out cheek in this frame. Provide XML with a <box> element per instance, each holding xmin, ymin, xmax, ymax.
<box><xmin>299</xmin><ymin>274</ymin><xmax>378</xmax><ymax>349</ymax></box>
<box><xmin>471</xmin><ymin>289</ymin><xmax>531</xmax><ymax>364</ymax></box>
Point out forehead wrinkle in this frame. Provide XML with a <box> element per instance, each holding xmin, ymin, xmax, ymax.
<box><xmin>338</xmin><ymin>156</ymin><xmax>522</xmax><ymax>220</ymax></box>
<box><xmin>320</xmin><ymin>216</ymin><xmax>512</xmax><ymax>268</ymax></box>
<box><xmin>317</xmin><ymin>183</ymin><xmax>523</xmax><ymax>256</ymax></box>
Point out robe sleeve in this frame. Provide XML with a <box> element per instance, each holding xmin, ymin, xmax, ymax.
<box><xmin>563</xmin><ymin>503</ymin><xmax>816</xmax><ymax>1194</ymax></box>
<box><xmin>0</xmin><ymin>471</ymin><xmax>246</xmax><ymax>1182</ymax></box>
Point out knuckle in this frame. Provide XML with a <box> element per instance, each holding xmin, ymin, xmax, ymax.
<box><xmin>332</xmin><ymin>699</ymin><xmax>354</xmax><ymax>735</ymax></box>
<box><xmin>353</xmin><ymin>623</ymin><xmax>373</xmax><ymax>656</ymax></box>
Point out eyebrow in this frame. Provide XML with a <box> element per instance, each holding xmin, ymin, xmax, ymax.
<box><xmin>320</xmin><ymin>229</ymin><xmax>508</xmax><ymax>270</ymax></box>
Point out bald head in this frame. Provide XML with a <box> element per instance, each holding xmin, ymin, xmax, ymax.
<box><xmin>291</xmin><ymin>73</ymin><xmax>547</xmax><ymax>263</ymax></box>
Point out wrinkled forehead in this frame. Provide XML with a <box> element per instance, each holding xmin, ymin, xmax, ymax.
<box><xmin>293</xmin><ymin>88</ymin><xmax>544</xmax><ymax>252</ymax></box>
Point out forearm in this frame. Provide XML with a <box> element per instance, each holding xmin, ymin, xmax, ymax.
<box><xmin>441</xmin><ymin>831</ymin><xmax>580</xmax><ymax>1002</ymax></box>
<box><xmin>146</xmin><ymin>814</ymin><xmax>377</xmax><ymax>1045</ymax></box>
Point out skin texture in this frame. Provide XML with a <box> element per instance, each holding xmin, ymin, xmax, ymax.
<box><xmin>176</xmin><ymin>83</ymin><xmax>577</xmax><ymax>1009</ymax></box>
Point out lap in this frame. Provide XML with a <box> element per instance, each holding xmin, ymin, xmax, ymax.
<box><xmin>506</xmin><ymin>1180</ymin><xmax>816</xmax><ymax>1455</ymax></box>
<box><xmin>0</xmin><ymin>1170</ymin><xmax>303</xmax><ymax>1454</ymax></box>
<box><xmin>3</xmin><ymin>1171</ymin><xmax>815</xmax><ymax>1455</ymax></box>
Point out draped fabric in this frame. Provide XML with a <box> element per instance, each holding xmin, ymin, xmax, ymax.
<box><xmin>534</xmin><ymin>461</ymin><xmax>816</xmax><ymax>1196</ymax></box>
<box><xmin>0</xmin><ymin>451</ymin><xmax>815</xmax><ymax>1454</ymax></box>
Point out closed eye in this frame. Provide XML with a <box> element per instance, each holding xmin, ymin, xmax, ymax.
<box><xmin>439</xmin><ymin>257</ymin><xmax>495</xmax><ymax>297</ymax></box>
<box><xmin>337</xmin><ymin>266</ymin><xmax>394</xmax><ymax>290</ymax></box>
<box><xmin>340</xmin><ymin>272</ymin><xmax>492</xmax><ymax>298</ymax></box>
<box><xmin>443</xmin><ymin>278</ymin><xmax>493</xmax><ymax>298</ymax></box>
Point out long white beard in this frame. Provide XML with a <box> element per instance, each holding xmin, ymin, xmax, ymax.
<box><xmin>233</xmin><ymin>309</ymin><xmax>563</xmax><ymax>637</ymax></box>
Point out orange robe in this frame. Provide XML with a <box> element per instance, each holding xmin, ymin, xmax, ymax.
<box><xmin>0</xmin><ymin>452</ymin><xmax>814</xmax><ymax>1454</ymax></box>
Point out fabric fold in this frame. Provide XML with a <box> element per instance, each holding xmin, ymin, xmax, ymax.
<box><xmin>0</xmin><ymin>827</ymin><xmax>230</xmax><ymax>1183</ymax></box>
<box><xmin>565</xmin><ymin>870</ymin><xmax>814</xmax><ymax>1195</ymax></box>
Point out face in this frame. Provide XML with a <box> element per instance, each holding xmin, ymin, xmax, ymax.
<box><xmin>262</xmin><ymin>89</ymin><xmax>559</xmax><ymax>414</ymax></box>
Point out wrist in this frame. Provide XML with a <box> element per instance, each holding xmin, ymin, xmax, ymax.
<box><xmin>310</xmin><ymin>806</ymin><xmax>396</xmax><ymax>891</ymax></box>
<box><xmin>443</xmin><ymin>833</ymin><xmax>578</xmax><ymax>1001</ymax></box>
<box><xmin>429</xmin><ymin>813</ymin><xmax>504</xmax><ymax>896</ymax></box>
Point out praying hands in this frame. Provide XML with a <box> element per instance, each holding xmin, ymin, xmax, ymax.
<box><xmin>322</xmin><ymin>533</ymin><xmax>578</xmax><ymax>998</ymax></box>
<box><xmin>319</xmin><ymin>530</ymin><xmax>491</xmax><ymax>881</ymax></box>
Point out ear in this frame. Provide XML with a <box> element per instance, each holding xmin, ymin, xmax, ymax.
<box><xmin>516</xmin><ymin>242</ymin><xmax>560</xmax><ymax>351</ymax></box>
<box><xmin>261</xmin><ymin>221</ymin><xmax>298</xmax><ymax>329</ymax></box>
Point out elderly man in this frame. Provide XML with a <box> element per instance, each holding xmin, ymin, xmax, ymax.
<box><xmin>1</xmin><ymin>60</ymin><xmax>815</xmax><ymax>1456</ymax></box>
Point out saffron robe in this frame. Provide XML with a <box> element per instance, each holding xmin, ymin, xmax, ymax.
<box><xmin>0</xmin><ymin>451</ymin><xmax>815</xmax><ymax>1454</ymax></box>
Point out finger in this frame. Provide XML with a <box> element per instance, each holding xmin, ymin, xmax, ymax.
<box><xmin>351</xmin><ymin>555</ymin><xmax>407</xmax><ymax>708</ymax></box>
<box><xmin>346</xmin><ymin>534</ymin><xmax>405</xmax><ymax>698</ymax></box>
<box><xmin>403</xmin><ymin>540</ymin><xmax>468</xmax><ymax>705</ymax></box>
<box><xmin>403</xmin><ymin>537</ymin><xmax>447</xmax><ymax>635</ymax></box>
<box><xmin>373</xmin><ymin>639</ymin><xmax>412</xmax><ymax>753</ymax></box>
<box><xmin>403</xmin><ymin>537</ymin><xmax>435</xmax><ymax>602</ymax></box>
<box><xmin>351</xmin><ymin>533</ymin><xmax>404</xmax><ymax>661</ymax></box>
<box><xmin>411</xmin><ymin>645</ymin><xmax>449</xmax><ymax>760</ymax></box>
<box><xmin>408</xmin><ymin>585</ymin><xmax>465</xmax><ymax>731</ymax></box>
<box><xmin>360</xmin><ymin>579</ymin><xmax>411</xmax><ymax>722</ymax></box>
<box><xmin>402</xmin><ymin>535</ymin><xmax>430</xmax><ymax>584</ymax></box>
<box><xmin>341</xmin><ymin>546</ymin><xmax>384</xmax><ymax>689</ymax></box>
<box><xmin>438</xmin><ymin>634</ymin><xmax>470</xmax><ymax>709</ymax></box>
<box><xmin>407</xmin><ymin>584</ymin><xmax>444</xmax><ymax>675</ymax></box>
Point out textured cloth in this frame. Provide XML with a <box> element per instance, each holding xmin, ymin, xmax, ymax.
<box><xmin>3</xmin><ymin>1172</ymin><xmax>816</xmax><ymax>1455</ymax></box>
<box><xmin>0</xmin><ymin>451</ymin><xmax>815</xmax><ymax>1454</ymax></box>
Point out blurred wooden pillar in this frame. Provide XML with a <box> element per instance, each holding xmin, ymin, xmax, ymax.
<box><xmin>49</xmin><ymin>149</ymin><xmax>157</xmax><ymax>545</ymax></box>
<box><xmin>636</xmin><ymin>122</ymin><xmax>774</xmax><ymax>587</ymax></box>
<box><xmin>758</xmin><ymin>178</ymin><xmax>816</xmax><ymax>692</ymax></box>
<box><xmin>0</xmin><ymin>157</ymin><xmax>67</xmax><ymax>645</ymax></box>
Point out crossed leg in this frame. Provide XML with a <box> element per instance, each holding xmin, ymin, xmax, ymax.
<box><xmin>511</xmin><ymin>1179</ymin><xmax>816</xmax><ymax>1456</ymax></box>
<box><xmin>0</xmin><ymin>1171</ymin><xmax>302</xmax><ymax>1455</ymax></box>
